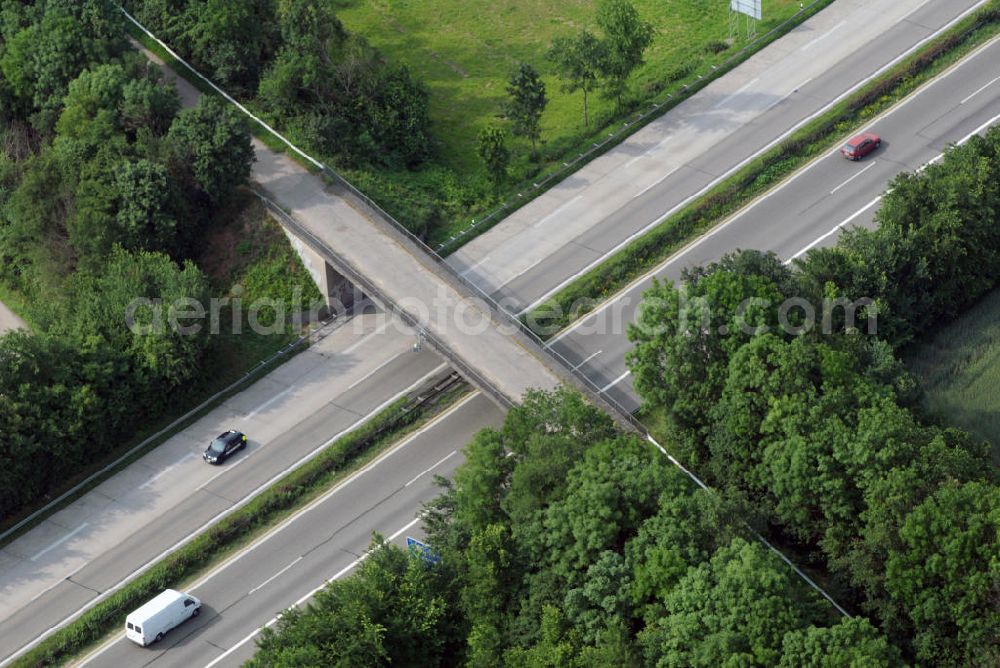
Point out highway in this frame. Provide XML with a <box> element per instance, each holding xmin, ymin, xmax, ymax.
<box><xmin>547</xmin><ymin>34</ymin><xmax>1000</xmax><ymax>413</ymax></box>
<box><xmin>449</xmin><ymin>0</ymin><xmax>990</xmax><ymax>312</ymax></box>
<box><xmin>77</xmin><ymin>393</ymin><xmax>503</xmax><ymax>668</ymax></box>
<box><xmin>4</xmin><ymin>2</ymin><xmax>998</xmax><ymax>665</ymax></box>
<box><xmin>0</xmin><ymin>310</ymin><xmax>451</xmax><ymax>663</ymax></box>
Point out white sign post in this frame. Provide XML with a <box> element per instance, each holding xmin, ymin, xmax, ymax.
<box><xmin>729</xmin><ymin>0</ymin><xmax>762</xmax><ymax>40</ymax></box>
<box><xmin>730</xmin><ymin>0</ymin><xmax>763</xmax><ymax>20</ymax></box>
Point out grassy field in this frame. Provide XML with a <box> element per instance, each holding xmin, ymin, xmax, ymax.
<box><xmin>907</xmin><ymin>287</ymin><xmax>1000</xmax><ymax>465</ymax></box>
<box><xmin>338</xmin><ymin>0</ymin><xmax>805</xmax><ymax>174</ymax></box>
<box><xmin>125</xmin><ymin>0</ymin><xmax>829</xmax><ymax>244</ymax></box>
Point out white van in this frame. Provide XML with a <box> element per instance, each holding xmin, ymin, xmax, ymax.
<box><xmin>125</xmin><ymin>589</ymin><xmax>201</xmax><ymax>646</ymax></box>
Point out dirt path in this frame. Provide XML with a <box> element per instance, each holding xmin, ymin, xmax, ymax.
<box><xmin>0</xmin><ymin>300</ymin><xmax>27</xmax><ymax>335</ymax></box>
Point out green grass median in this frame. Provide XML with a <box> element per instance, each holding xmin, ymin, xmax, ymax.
<box><xmin>523</xmin><ymin>1</ymin><xmax>1000</xmax><ymax>338</ymax></box>
<box><xmin>13</xmin><ymin>379</ymin><xmax>469</xmax><ymax>668</ymax></box>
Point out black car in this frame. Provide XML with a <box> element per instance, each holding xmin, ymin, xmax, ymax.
<box><xmin>203</xmin><ymin>430</ymin><xmax>247</xmax><ymax>464</ymax></box>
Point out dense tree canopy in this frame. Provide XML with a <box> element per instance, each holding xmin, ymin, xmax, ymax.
<box><xmin>249</xmin><ymin>536</ymin><xmax>465</xmax><ymax>667</ymax></box>
<box><xmin>250</xmin><ymin>390</ymin><xmax>898</xmax><ymax>666</ymax></box>
<box><xmin>126</xmin><ymin>0</ymin><xmax>434</xmax><ymax>169</ymax></box>
<box><xmin>0</xmin><ymin>0</ymin><xmax>128</xmax><ymax>132</ymax></box>
<box><xmin>167</xmin><ymin>96</ymin><xmax>255</xmax><ymax>204</ymax></box>
<box><xmin>627</xmin><ymin>126</ymin><xmax>1000</xmax><ymax>666</ymax></box>
<box><xmin>638</xmin><ymin>538</ymin><xmax>828</xmax><ymax>667</ymax></box>
<box><xmin>797</xmin><ymin>129</ymin><xmax>1000</xmax><ymax>347</ymax></box>
<box><xmin>0</xmin><ymin>3</ymin><xmax>254</xmax><ymax>519</ymax></box>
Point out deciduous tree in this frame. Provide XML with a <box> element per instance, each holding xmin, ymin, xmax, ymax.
<box><xmin>596</xmin><ymin>0</ymin><xmax>654</xmax><ymax>106</ymax></box>
<box><xmin>885</xmin><ymin>481</ymin><xmax>1000</xmax><ymax>666</ymax></box>
<box><xmin>547</xmin><ymin>31</ymin><xmax>606</xmax><ymax>127</ymax></box>
<box><xmin>504</xmin><ymin>63</ymin><xmax>547</xmax><ymax>156</ymax></box>
<box><xmin>167</xmin><ymin>96</ymin><xmax>254</xmax><ymax>205</ymax></box>
<box><xmin>638</xmin><ymin>538</ymin><xmax>827</xmax><ymax>668</ymax></box>
<box><xmin>477</xmin><ymin>125</ymin><xmax>510</xmax><ymax>188</ymax></box>
<box><xmin>778</xmin><ymin>617</ymin><xmax>903</xmax><ymax>668</ymax></box>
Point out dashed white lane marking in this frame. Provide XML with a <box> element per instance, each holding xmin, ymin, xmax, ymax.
<box><xmin>599</xmin><ymin>370</ymin><xmax>631</xmax><ymax>393</ymax></box>
<box><xmin>139</xmin><ymin>453</ymin><xmax>197</xmax><ymax>490</ymax></box>
<box><xmin>713</xmin><ymin>77</ymin><xmax>760</xmax><ymax>110</ymax></box>
<box><xmin>405</xmin><ymin>451</ymin><xmax>458</xmax><ymax>487</ymax></box>
<box><xmin>800</xmin><ymin>21</ymin><xmax>847</xmax><ymax>52</ymax></box>
<box><xmin>830</xmin><ymin>160</ymin><xmax>878</xmax><ymax>195</ymax></box>
<box><xmin>248</xmin><ymin>556</ymin><xmax>303</xmax><ymax>595</ymax></box>
<box><xmin>30</xmin><ymin>524</ymin><xmax>89</xmax><ymax>563</ymax></box>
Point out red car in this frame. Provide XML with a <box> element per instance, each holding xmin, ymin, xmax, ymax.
<box><xmin>841</xmin><ymin>132</ymin><xmax>881</xmax><ymax>161</ymax></box>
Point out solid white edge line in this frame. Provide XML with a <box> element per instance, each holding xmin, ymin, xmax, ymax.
<box><xmin>519</xmin><ymin>1</ymin><xmax>995</xmax><ymax>315</ymax></box>
<box><xmin>786</xmin><ymin>196</ymin><xmax>882</xmax><ymax>263</ymax></box>
<box><xmin>786</xmin><ymin>110</ymin><xmax>1000</xmax><ymax>262</ymax></box>
<box><xmin>543</xmin><ymin>31</ymin><xmax>1000</xmax><ymax>340</ymax></box>
<box><xmin>29</xmin><ymin>524</ymin><xmax>89</xmax><ymax>563</ymax></box>
<box><xmin>3</xmin><ymin>363</ymin><xmax>450</xmax><ymax>667</ymax></box>
<box><xmin>186</xmin><ymin>365</ymin><xmax>457</xmax><ymax>590</ymax></box>
<box><xmin>201</xmin><ymin>516</ymin><xmax>424</xmax><ymax>668</ymax></box>
<box><xmin>75</xmin><ymin>389</ymin><xmax>476</xmax><ymax>668</ymax></box>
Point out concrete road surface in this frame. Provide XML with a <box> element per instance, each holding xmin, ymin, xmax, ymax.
<box><xmin>141</xmin><ymin>39</ymin><xmax>565</xmax><ymax>406</ymax></box>
<box><xmin>550</xmin><ymin>35</ymin><xmax>1000</xmax><ymax>413</ymax></box>
<box><xmin>77</xmin><ymin>393</ymin><xmax>503</xmax><ymax>668</ymax></box>
<box><xmin>0</xmin><ymin>310</ymin><xmax>449</xmax><ymax>663</ymax></box>
<box><xmin>449</xmin><ymin>0</ymin><xmax>991</xmax><ymax>312</ymax></box>
<box><xmin>8</xmin><ymin>4</ymin><xmax>996</xmax><ymax>665</ymax></box>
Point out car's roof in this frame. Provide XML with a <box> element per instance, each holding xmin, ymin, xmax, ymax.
<box><xmin>847</xmin><ymin>132</ymin><xmax>879</xmax><ymax>143</ymax></box>
<box><xmin>216</xmin><ymin>430</ymin><xmax>241</xmax><ymax>441</ymax></box>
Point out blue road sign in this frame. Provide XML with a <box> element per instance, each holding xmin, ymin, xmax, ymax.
<box><xmin>406</xmin><ymin>536</ymin><xmax>441</xmax><ymax>564</ymax></box>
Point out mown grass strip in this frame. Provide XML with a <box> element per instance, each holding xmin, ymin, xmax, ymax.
<box><xmin>431</xmin><ymin>0</ymin><xmax>837</xmax><ymax>253</ymax></box>
<box><xmin>12</xmin><ymin>380</ymin><xmax>468</xmax><ymax>668</ymax></box>
<box><xmin>523</xmin><ymin>1</ymin><xmax>1000</xmax><ymax>337</ymax></box>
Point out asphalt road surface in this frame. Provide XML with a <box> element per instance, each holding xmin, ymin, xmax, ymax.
<box><xmin>6</xmin><ymin>2</ymin><xmax>997</xmax><ymax>666</ymax></box>
<box><xmin>0</xmin><ymin>311</ymin><xmax>449</xmax><ymax>663</ymax></box>
<box><xmin>77</xmin><ymin>393</ymin><xmax>503</xmax><ymax>668</ymax></box>
<box><xmin>449</xmin><ymin>0</ymin><xmax>990</xmax><ymax>313</ymax></box>
<box><xmin>549</xmin><ymin>34</ymin><xmax>1000</xmax><ymax>413</ymax></box>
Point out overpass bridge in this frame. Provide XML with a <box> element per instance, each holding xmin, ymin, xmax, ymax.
<box><xmin>251</xmin><ymin>140</ymin><xmax>579</xmax><ymax>411</ymax></box>
<box><xmin>134</xmin><ymin>17</ymin><xmax>635</xmax><ymax>420</ymax></box>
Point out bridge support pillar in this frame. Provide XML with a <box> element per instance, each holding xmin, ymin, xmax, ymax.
<box><xmin>281</xmin><ymin>225</ymin><xmax>364</xmax><ymax>316</ymax></box>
